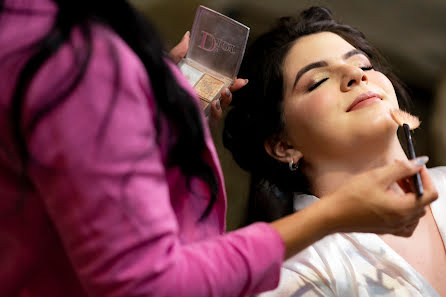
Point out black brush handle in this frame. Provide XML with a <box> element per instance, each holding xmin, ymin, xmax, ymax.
<box><xmin>403</xmin><ymin>124</ymin><xmax>423</xmax><ymax>197</ymax></box>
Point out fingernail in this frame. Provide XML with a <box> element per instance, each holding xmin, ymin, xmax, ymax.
<box><xmin>413</xmin><ymin>156</ymin><xmax>429</xmax><ymax>166</ymax></box>
<box><xmin>216</xmin><ymin>100</ymin><xmax>221</xmax><ymax>110</ymax></box>
<box><xmin>225</xmin><ymin>88</ymin><xmax>230</xmax><ymax>97</ymax></box>
<box><xmin>244</xmin><ymin>79</ymin><xmax>249</xmax><ymax>85</ymax></box>
<box><xmin>183</xmin><ymin>31</ymin><xmax>190</xmax><ymax>39</ymax></box>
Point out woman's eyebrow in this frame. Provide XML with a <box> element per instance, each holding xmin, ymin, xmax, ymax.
<box><xmin>343</xmin><ymin>49</ymin><xmax>368</xmax><ymax>59</ymax></box>
<box><xmin>292</xmin><ymin>49</ymin><xmax>369</xmax><ymax>89</ymax></box>
<box><xmin>293</xmin><ymin>61</ymin><xmax>328</xmax><ymax>89</ymax></box>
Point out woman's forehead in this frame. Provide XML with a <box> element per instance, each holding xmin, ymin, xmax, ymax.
<box><xmin>285</xmin><ymin>32</ymin><xmax>356</xmax><ymax>67</ymax></box>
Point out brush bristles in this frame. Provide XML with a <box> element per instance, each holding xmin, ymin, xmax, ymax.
<box><xmin>390</xmin><ymin>109</ymin><xmax>421</xmax><ymax>130</ymax></box>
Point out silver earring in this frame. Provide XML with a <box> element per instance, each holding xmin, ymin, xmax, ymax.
<box><xmin>289</xmin><ymin>160</ymin><xmax>299</xmax><ymax>171</ymax></box>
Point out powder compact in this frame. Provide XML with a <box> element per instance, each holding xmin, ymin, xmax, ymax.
<box><xmin>178</xmin><ymin>6</ymin><xmax>250</xmax><ymax>115</ymax></box>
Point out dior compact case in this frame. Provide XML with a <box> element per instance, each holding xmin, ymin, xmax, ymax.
<box><xmin>178</xmin><ymin>6</ymin><xmax>250</xmax><ymax>115</ymax></box>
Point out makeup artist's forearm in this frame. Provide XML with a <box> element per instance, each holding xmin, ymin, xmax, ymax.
<box><xmin>270</xmin><ymin>199</ymin><xmax>336</xmax><ymax>259</ymax></box>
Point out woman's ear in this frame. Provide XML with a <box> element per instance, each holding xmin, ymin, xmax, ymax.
<box><xmin>264</xmin><ymin>137</ymin><xmax>303</xmax><ymax>164</ymax></box>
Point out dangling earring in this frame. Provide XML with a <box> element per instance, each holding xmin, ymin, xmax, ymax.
<box><xmin>289</xmin><ymin>159</ymin><xmax>299</xmax><ymax>171</ymax></box>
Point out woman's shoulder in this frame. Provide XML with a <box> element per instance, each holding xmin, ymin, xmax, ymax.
<box><xmin>88</xmin><ymin>23</ymin><xmax>152</xmax><ymax>93</ymax></box>
<box><xmin>27</xmin><ymin>22</ymin><xmax>153</xmax><ymax>102</ymax></box>
<box><xmin>428</xmin><ymin>166</ymin><xmax>446</xmax><ymax>177</ymax></box>
<box><xmin>88</xmin><ymin>24</ymin><xmax>198</xmax><ymax>108</ymax></box>
<box><xmin>428</xmin><ymin>166</ymin><xmax>446</xmax><ymax>194</ymax></box>
<box><xmin>34</xmin><ymin>21</ymin><xmax>163</xmax><ymax>120</ymax></box>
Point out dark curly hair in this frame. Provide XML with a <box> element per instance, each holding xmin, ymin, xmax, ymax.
<box><xmin>223</xmin><ymin>7</ymin><xmax>410</xmax><ymax>221</ymax></box>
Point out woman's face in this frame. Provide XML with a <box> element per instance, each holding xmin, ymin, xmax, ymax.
<box><xmin>281</xmin><ymin>32</ymin><xmax>399</xmax><ymax>163</ymax></box>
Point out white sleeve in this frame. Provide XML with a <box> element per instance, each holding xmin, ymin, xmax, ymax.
<box><xmin>257</xmin><ymin>250</ymin><xmax>336</xmax><ymax>297</ymax></box>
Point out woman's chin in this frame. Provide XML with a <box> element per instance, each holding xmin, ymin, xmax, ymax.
<box><xmin>349</xmin><ymin>112</ymin><xmax>398</xmax><ymax>145</ymax></box>
<box><xmin>351</xmin><ymin>102</ymin><xmax>398</xmax><ymax>130</ymax></box>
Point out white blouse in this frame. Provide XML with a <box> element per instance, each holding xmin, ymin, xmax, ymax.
<box><xmin>259</xmin><ymin>167</ymin><xmax>446</xmax><ymax>297</ymax></box>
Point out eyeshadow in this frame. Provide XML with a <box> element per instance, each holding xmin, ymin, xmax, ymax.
<box><xmin>194</xmin><ymin>74</ymin><xmax>225</xmax><ymax>102</ymax></box>
<box><xmin>179</xmin><ymin>63</ymin><xmax>204</xmax><ymax>86</ymax></box>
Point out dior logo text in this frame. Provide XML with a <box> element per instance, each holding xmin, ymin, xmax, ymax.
<box><xmin>198</xmin><ymin>31</ymin><xmax>236</xmax><ymax>54</ymax></box>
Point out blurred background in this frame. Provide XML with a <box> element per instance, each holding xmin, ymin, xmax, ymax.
<box><xmin>130</xmin><ymin>0</ymin><xmax>446</xmax><ymax>230</ymax></box>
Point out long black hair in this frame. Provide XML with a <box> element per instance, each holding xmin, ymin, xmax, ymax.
<box><xmin>224</xmin><ymin>7</ymin><xmax>411</xmax><ymax>221</ymax></box>
<box><xmin>1</xmin><ymin>0</ymin><xmax>217</xmax><ymax>219</ymax></box>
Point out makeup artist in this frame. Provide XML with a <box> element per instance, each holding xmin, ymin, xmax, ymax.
<box><xmin>0</xmin><ymin>1</ymin><xmax>438</xmax><ymax>297</ymax></box>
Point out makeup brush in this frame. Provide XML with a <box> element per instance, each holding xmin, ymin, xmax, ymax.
<box><xmin>390</xmin><ymin>109</ymin><xmax>423</xmax><ymax>197</ymax></box>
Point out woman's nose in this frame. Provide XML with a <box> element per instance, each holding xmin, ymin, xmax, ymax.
<box><xmin>340</xmin><ymin>65</ymin><xmax>368</xmax><ymax>91</ymax></box>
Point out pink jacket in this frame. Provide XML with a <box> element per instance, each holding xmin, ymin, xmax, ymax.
<box><xmin>0</xmin><ymin>0</ymin><xmax>284</xmax><ymax>296</ymax></box>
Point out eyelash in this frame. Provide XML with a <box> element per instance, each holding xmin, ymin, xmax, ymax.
<box><xmin>308</xmin><ymin>78</ymin><xmax>328</xmax><ymax>92</ymax></box>
<box><xmin>361</xmin><ymin>65</ymin><xmax>374</xmax><ymax>71</ymax></box>
<box><xmin>307</xmin><ymin>65</ymin><xmax>374</xmax><ymax>92</ymax></box>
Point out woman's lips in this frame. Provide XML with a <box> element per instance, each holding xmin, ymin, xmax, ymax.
<box><xmin>347</xmin><ymin>92</ymin><xmax>382</xmax><ymax>112</ymax></box>
<box><xmin>349</xmin><ymin>97</ymin><xmax>381</xmax><ymax>111</ymax></box>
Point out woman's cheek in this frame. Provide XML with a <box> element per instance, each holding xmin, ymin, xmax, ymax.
<box><xmin>302</xmin><ymin>91</ymin><xmax>334</xmax><ymax>117</ymax></box>
<box><xmin>291</xmin><ymin>94</ymin><xmax>331</xmax><ymax>138</ymax></box>
<box><xmin>284</xmin><ymin>88</ymin><xmax>335</xmax><ymax>129</ymax></box>
<box><xmin>375</xmin><ymin>72</ymin><xmax>397</xmax><ymax>96</ymax></box>
<box><xmin>283</xmin><ymin>97</ymin><xmax>310</xmax><ymax>138</ymax></box>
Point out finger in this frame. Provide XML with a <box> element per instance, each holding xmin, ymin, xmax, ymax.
<box><xmin>220</xmin><ymin>88</ymin><xmax>232</xmax><ymax>109</ymax></box>
<box><xmin>209</xmin><ymin>99</ymin><xmax>223</xmax><ymax>123</ymax></box>
<box><xmin>391</xmin><ymin>222</ymin><xmax>415</xmax><ymax>237</ymax></box>
<box><xmin>403</xmin><ymin>207</ymin><xmax>426</xmax><ymax>224</ymax></box>
<box><xmin>375</xmin><ymin>157</ymin><xmax>428</xmax><ymax>187</ymax></box>
<box><xmin>229</xmin><ymin>78</ymin><xmax>248</xmax><ymax>92</ymax></box>
<box><xmin>396</xmin><ymin>177</ymin><xmax>412</xmax><ymax>193</ymax></box>
<box><xmin>389</xmin><ymin>182</ymin><xmax>405</xmax><ymax>195</ymax></box>
<box><xmin>416</xmin><ymin>167</ymin><xmax>439</xmax><ymax>206</ymax></box>
<box><xmin>419</xmin><ymin>167</ymin><xmax>435</xmax><ymax>194</ymax></box>
<box><xmin>394</xmin><ymin>227</ymin><xmax>414</xmax><ymax>237</ymax></box>
<box><xmin>398</xmin><ymin>220</ymin><xmax>420</xmax><ymax>237</ymax></box>
<box><xmin>169</xmin><ymin>31</ymin><xmax>190</xmax><ymax>64</ymax></box>
<box><xmin>414</xmin><ymin>206</ymin><xmax>427</xmax><ymax>219</ymax></box>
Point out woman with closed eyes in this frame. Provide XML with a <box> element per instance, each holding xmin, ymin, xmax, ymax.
<box><xmin>224</xmin><ymin>6</ymin><xmax>446</xmax><ymax>297</ymax></box>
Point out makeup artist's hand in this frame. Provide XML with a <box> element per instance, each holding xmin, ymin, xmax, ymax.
<box><xmin>269</xmin><ymin>158</ymin><xmax>438</xmax><ymax>259</ymax></box>
<box><xmin>169</xmin><ymin>31</ymin><xmax>249</xmax><ymax>126</ymax></box>
<box><xmin>208</xmin><ymin>78</ymin><xmax>248</xmax><ymax>127</ymax></box>
<box><xmin>169</xmin><ymin>31</ymin><xmax>190</xmax><ymax>64</ymax></box>
<box><xmin>325</xmin><ymin>157</ymin><xmax>438</xmax><ymax>237</ymax></box>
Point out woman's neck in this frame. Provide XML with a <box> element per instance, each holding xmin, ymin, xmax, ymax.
<box><xmin>307</xmin><ymin>136</ymin><xmax>408</xmax><ymax>198</ymax></box>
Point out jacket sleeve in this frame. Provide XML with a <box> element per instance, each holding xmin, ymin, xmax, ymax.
<box><xmin>25</xmin><ymin>27</ymin><xmax>285</xmax><ymax>297</ymax></box>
